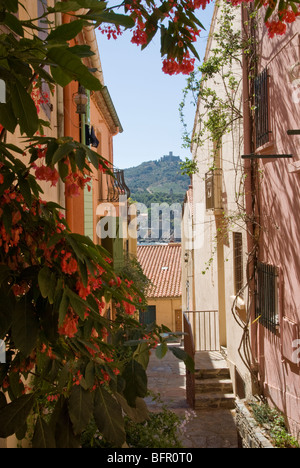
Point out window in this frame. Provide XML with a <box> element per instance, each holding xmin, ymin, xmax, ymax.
<box><xmin>255</xmin><ymin>262</ymin><xmax>279</xmax><ymax>333</ymax></box>
<box><xmin>139</xmin><ymin>306</ymin><xmax>156</xmax><ymax>326</ymax></box>
<box><xmin>233</xmin><ymin>232</ymin><xmax>243</xmax><ymax>298</ymax></box>
<box><xmin>254</xmin><ymin>68</ymin><xmax>271</xmax><ymax>148</ymax></box>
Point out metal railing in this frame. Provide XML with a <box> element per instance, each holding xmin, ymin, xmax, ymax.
<box><xmin>255</xmin><ymin>262</ymin><xmax>279</xmax><ymax>334</ymax></box>
<box><xmin>185</xmin><ymin>310</ymin><xmax>220</xmax><ymax>352</ymax></box>
<box><xmin>99</xmin><ymin>170</ymin><xmax>131</xmax><ymax>203</ymax></box>
<box><xmin>255</xmin><ymin>68</ymin><xmax>270</xmax><ymax>148</ymax></box>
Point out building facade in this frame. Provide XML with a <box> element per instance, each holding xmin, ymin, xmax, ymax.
<box><xmin>138</xmin><ymin>243</ymin><xmax>182</xmax><ymax>332</ymax></box>
<box><xmin>243</xmin><ymin>6</ymin><xmax>300</xmax><ymax>438</ymax></box>
<box><xmin>182</xmin><ymin>1</ymin><xmax>253</xmax><ymax>397</ymax></box>
<box><xmin>1</xmin><ymin>0</ymin><xmax>135</xmax><ymax>448</ymax></box>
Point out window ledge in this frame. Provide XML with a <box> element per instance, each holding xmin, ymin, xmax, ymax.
<box><xmin>255</xmin><ymin>139</ymin><xmax>274</xmax><ymax>155</ymax></box>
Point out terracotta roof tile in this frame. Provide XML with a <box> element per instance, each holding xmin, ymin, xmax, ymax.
<box><xmin>137</xmin><ymin>243</ymin><xmax>182</xmax><ymax>298</ymax></box>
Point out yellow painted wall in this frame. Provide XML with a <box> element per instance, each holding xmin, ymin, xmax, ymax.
<box><xmin>147</xmin><ymin>297</ymin><xmax>182</xmax><ymax>332</ymax></box>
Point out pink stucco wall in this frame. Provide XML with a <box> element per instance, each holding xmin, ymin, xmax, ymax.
<box><xmin>252</xmin><ymin>17</ymin><xmax>300</xmax><ymax>437</ymax></box>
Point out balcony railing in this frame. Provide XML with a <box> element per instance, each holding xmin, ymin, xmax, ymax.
<box><xmin>100</xmin><ymin>169</ymin><xmax>131</xmax><ymax>203</ymax></box>
<box><xmin>184</xmin><ymin>310</ymin><xmax>220</xmax><ymax>351</ymax></box>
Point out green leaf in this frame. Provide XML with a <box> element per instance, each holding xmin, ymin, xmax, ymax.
<box><xmin>38</xmin><ymin>266</ymin><xmax>52</xmax><ymax>299</ymax></box>
<box><xmin>51</xmin><ymin>65</ymin><xmax>73</xmax><ymax>88</ymax></box>
<box><xmin>0</xmin><ymin>393</ymin><xmax>36</xmax><ymax>438</ymax></box>
<box><xmin>47</xmin><ymin>20</ymin><xmax>85</xmax><ymax>42</ymax></box>
<box><xmin>0</xmin><ymin>102</ymin><xmax>18</xmax><ymax>134</ymax></box>
<box><xmin>170</xmin><ymin>347</ymin><xmax>195</xmax><ymax>373</ymax></box>
<box><xmin>58</xmin><ymin>291</ymin><xmax>69</xmax><ymax>327</ymax></box>
<box><xmin>12</xmin><ymin>298</ymin><xmax>39</xmax><ymax>357</ymax></box>
<box><xmin>93</xmin><ymin>387</ymin><xmax>126</xmax><ymax>447</ymax></box>
<box><xmin>85</xmin><ymin>11</ymin><xmax>135</xmax><ymax>29</ymax></box>
<box><xmin>264</xmin><ymin>6</ymin><xmax>274</xmax><ymax>21</ymax></box>
<box><xmin>4</xmin><ymin>12</ymin><xmax>24</xmax><ymax>37</ymax></box>
<box><xmin>50</xmin><ymin>1</ymin><xmax>82</xmax><ymax>13</ymax></box>
<box><xmin>0</xmin><ymin>392</ymin><xmax>7</xmax><ymax>410</ymax></box>
<box><xmin>65</xmin><ymin>287</ymin><xmax>88</xmax><ymax>320</ymax></box>
<box><xmin>47</xmin><ymin>47</ymin><xmax>101</xmax><ymax>91</ymax></box>
<box><xmin>32</xmin><ymin>416</ymin><xmax>56</xmax><ymax>448</ymax></box>
<box><xmin>68</xmin><ymin>386</ymin><xmax>93</xmax><ymax>435</ymax></box>
<box><xmin>0</xmin><ymin>0</ymin><xmax>18</xmax><ymax>13</ymax></box>
<box><xmin>86</xmin><ymin>146</ymin><xmax>100</xmax><ymax>171</ymax></box>
<box><xmin>18</xmin><ymin>176</ymin><xmax>32</xmax><ymax>208</ymax></box>
<box><xmin>133</xmin><ymin>343</ymin><xmax>150</xmax><ymax>370</ymax></box>
<box><xmin>0</xmin><ymin>265</ymin><xmax>11</xmax><ymax>286</ymax></box>
<box><xmin>122</xmin><ymin>360</ymin><xmax>148</xmax><ymax>407</ymax></box>
<box><xmin>155</xmin><ymin>342</ymin><xmax>168</xmax><ymax>360</ymax></box>
<box><xmin>84</xmin><ymin>361</ymin><xmax>95</xmax><ymax>388</ymax></box>
<box><xmin>69</xmin><ymin>45</ymin><xmax>95</xmax><ymax>58</ymax></box>
<box><xmin>116</xmin><ymin>394</ymin><xmax>149</xmax><ymax>424</ymax></box>
<box><xmin>0</xmin><ymin>293</ymin><xmax>13</xmax><ymax>339</ymax></box>
<box><xmin>54</xmin><ymin>399</ymin><xmax>81</xmax><ymax>448</ymax></box>
<box><xmin>11</xmin><ymin>81</ymin><xmax>39</xmax><ymax>137</ymax></box>
<box><xmin>52</xmin><ymin>141</ymin><xmax>76</xmax><ymax>165</ymax></box>
<box><xmin>58</xmin><ymin>159</ymin><xmax>69</xmax><ymax>180</ymax></box>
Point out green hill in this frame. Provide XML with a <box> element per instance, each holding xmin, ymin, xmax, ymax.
<box><xmin>123</xmin><ymin>152</ymin><xmax>190</xmax><ymax>242</ymax></box>
<box><xmin>124</xmin><ymin>152</ymin><xmax>190</xmax><ymax>199</ymax></box>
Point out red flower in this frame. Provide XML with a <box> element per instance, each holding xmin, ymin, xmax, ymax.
<box><xmin>34</xmin><ymin>165</ymin><xmax>59</xmax><ymax>187</ymax></box>
<box><xmin>58</xmin><ymin>310</ymin><xmax>79</xmax><ymax>338</ymax></box>
<box><xmin>266</xmin><ymin>20</ymin><xmax>287</xmax><ymax>38</ymax></box>
<box><xmin>122</xmin><ymin>295</ymin><xmax>136</xmax><ymax>316</ymax></box>
<box><xmin>76</xmin><ymin>280</ymin><xmax>91</xmax><ymax>299</ymax></box>
<box><xmin>61</xmin><ymin>252</ymin><xmax>78</xmax><ymax>275</ymax></box>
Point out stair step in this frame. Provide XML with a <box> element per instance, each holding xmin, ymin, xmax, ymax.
<box><xmin>195</xmin><ymin>393</ymin><xmax>236</xmax><ymax>410</ymax></box>
<box><xmin>195</xmin><ymin>378</ymin><xmax>233</xmax><ymax>394</ymax></box>
<box><xmin>195</xmin><ymin>367</ymin><xmax>231</xmax><ymax>380</ymax></box>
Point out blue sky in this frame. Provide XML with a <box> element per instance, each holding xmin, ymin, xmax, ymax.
<box><xmin>95</xmin><ymin>2</ymin><xmax>215</xmax><ymax>169</ymax></box>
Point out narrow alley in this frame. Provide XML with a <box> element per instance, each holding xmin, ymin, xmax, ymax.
<box><xmin>146</xmin><ymin>346</ymin><xmax>239</xmax><ymax>449</ymax></box>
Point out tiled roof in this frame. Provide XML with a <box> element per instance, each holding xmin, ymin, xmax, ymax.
<box><xmin>137</xmin><ymin>243</ymin><xmax>182</xmax><ymax>298</ymax></box>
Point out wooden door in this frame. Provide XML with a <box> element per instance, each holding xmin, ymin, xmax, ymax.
<box><xmin>175</xmin><ymin>309</ymin><xmax>182</xmax><ymax>332</ymax></box>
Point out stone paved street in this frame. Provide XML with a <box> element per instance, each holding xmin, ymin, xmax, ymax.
<box><xmin>146</xmin><ymin>346</ymin><xmax>239</xmax><ymax>449</ymax></box>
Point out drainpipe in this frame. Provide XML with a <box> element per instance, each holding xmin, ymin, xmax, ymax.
<box><xmin>214</xmin><ymin>145</ymin><xmax>227</xmax><ymax>349</ymax></box>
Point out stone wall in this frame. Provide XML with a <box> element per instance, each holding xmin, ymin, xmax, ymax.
<box><xmin>235</xmin><ymin>400</ymin><xmax>274</xmax><ymax>449</ymax></box>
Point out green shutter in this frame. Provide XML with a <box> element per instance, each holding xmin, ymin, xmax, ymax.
<box><xmin>113</xmin><ymin>218</ymin><xmax>124</xmax><ymax>270</ymax></box>
<box><xmin>84</xmin><ymin>186</ymin><xmax>93</xmax><ymax>240</ymax></box>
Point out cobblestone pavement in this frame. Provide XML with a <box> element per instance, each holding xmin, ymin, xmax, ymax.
<box><xmin>146</xmin><ymin>346</ymin><xmax>239</xmax><ymax>449</ymax></box>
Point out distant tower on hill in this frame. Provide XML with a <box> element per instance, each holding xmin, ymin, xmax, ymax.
<box><xmin>160</xmin><ymin>151</ymin><xmax>181</xmax><ymax>162</ymax></box>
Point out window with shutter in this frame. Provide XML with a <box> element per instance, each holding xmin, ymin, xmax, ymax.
<box><xmin>84</xmin><ymin>185</ymin><xmax>94</xmax><ymax>240</ymax></box>
<box><xmin>113</xmin><ymin>218</ymin><xmax>124</xmax><ymax>270</ymax></box>
<box><xmin>254</xmin><ymin>68</ymin><xmax>271</xmax><ymax>148</ymax></box>
<box><xmin>256</xmin><ymin>262</ymin><xmax>279</xmax><ymax>333</ymax></box>
<box><xmin>233</xmin><ymin>232</ymin><xmax>243</xmax><ymax>298</ymax></box>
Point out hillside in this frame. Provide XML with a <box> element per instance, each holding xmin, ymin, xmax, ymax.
<box><xmin>123</xmin><ymin>153</ymin><xmax>190</xmax><ymax>242</ymax></box>
<box><xmin>123</xmin><ymin>152</ymin><xmax>190</xmax><ymax>197</ymax></box>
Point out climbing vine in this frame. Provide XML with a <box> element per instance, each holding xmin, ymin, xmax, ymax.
<box><xmin>180</xmin><ymin>1</ymin><xmax>261</xmax><ymax>380</ymax></box>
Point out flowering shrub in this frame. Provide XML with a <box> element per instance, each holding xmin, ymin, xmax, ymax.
<box><xmin>0</xmin><ymin>1</ymin><xmax>195</xmax><ymax>448</ymax></box>
<box><xmin>98</xmin><ymin>0</ymin><xmax>300</xmax><ymax>75</ymax></box>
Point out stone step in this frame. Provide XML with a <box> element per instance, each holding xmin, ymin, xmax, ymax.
<box><xmin>195</xmin><ymin>393</ymin><xmax>236</xmax><ymax>410</ymax></box>
<box><xmin>195</xmin><ymin>378</ymin><xmax>233</xmax><ymax>394</ymax></box>
<box><xmin>195</xmin><ymin>367</ymin><xmax>231</xmax><ymax>380</ymax></box>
